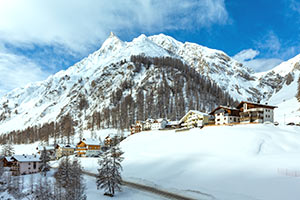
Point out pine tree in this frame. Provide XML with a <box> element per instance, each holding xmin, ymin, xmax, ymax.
<box><xmin>96</xmin><ymin>144</ymin><xmax>124</xmax><ymax>196</ymax></box>
<box><xmin>54</xmin><ymin>156</ymin><xmax>86</xmax><ymax>200</ymax></box>
<box><xmin>1</xmin><ymin>142</ymin><xmax>14</xmax><ymax>156</ymax></box>
<box><xmin>39</xmin><ymin>147</ymin><xmax>51</xmax><ymax>176</ymax></box>
<box><xmin>68</xmin><ymin>159</ymin><xmax>86</xmax><ymax>200</ymax></box>
<box><xmin>33</xmin><ymin>176</ymin><xmax>54</xmax><ymax>200</ymax></box>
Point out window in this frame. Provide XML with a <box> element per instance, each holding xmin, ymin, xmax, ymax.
<box><xmin>33</xmin><ymin>162</ymin><xmax>36</xmax><ymax>169</ymax></box>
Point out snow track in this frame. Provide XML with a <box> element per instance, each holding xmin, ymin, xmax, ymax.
<box><xmin>82</xmin><ymin>170</ymin><xmax>201</xmax><ymax>200</ymax></box>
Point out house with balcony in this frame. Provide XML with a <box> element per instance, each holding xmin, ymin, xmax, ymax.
<box><xmin>236</xmin><ymin>101</ymin><xmax>277</xmax><ymax>123</ymax></box>
<box><xmin>179</xmin><ymin>110</ymin><xmax>209</xmax><ymax>128</ymax></box>
<box><xmin>76</xmin><ymin>138</ymin><xmax>101</xmax><ymax>157</ymax></box>
<box><xmin>55</xmin><ymin>144</ymin><xmax>76</xmax><ymax>160</ymax></box>
<box><xmin>210</xmin><ymin>106</ymin><xmax>240</xmax><ymax>125</ymax></box>
<box><xmin>11</xmin><ymin>155</ymin><xmax>41</xmax><ymax>176</ymax></box>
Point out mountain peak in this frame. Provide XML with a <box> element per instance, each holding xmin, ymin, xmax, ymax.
<box><xmin>99</xmin><ymin>32</ymin><xmax>124</xmax><ymax>53</ymax></box>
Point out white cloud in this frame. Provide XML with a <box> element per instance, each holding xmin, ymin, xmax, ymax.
<box><xmin>233</xmin><ymin>49</ymin><xmax>283</xmax><ymax>72</ymax></box>
<box><xmin>0</xmin><ymin>0</ymin><xmax>229</xmax><ymax>55</ymax></box>
<box><xmin>244</xmin><ymin>58</ymin><xmax>283</xmax><ymax>72</ymax></box>
<box><xmin>0</xmin><ymin>49</ymin><xmax>50</xmax><ymax>97</ymax></box>
<box><xmin>255</xmin><ymin>31</ymin><xmax>281</xmax><ymax>55</ymax></box>
<box><xmin>233</xmin><ymin>49</ymin><xmax>260</xmax><ymax>62</ymax></box>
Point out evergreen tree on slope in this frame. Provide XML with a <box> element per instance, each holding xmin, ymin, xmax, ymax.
<box><xmin>96</xmin><ymin>143</ymin><xmax>124</xmax><ymax>197</ymax></box>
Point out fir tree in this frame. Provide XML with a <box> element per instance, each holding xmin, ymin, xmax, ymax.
<box><xmin>39</xmin><ymin>147</ymin><xmax>51</xmax><ymax>176</ymax></box>
<box><xmin>96</xmin><ymin>144</ymin><xmax>124</xmax><ymax>197</ymax></box>
<box><xmin>54</xmin><ymin>156</ymin><xmax>86</xmax><ymax>200</ymax></box>
<box><xmin>1</xmin><ymin>142</ymin><xmax>14</xmax><ymax>156</ymax></box>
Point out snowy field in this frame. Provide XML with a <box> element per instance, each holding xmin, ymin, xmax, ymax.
<box><xmin>11</xmin><ymin>124</ymin><xmax>300</xmax><ymax>200</ymax></box>
<box><xmin>0</xmin><ymin>169</ymin><xmax>166</xmax><ymax>200</ymax></box>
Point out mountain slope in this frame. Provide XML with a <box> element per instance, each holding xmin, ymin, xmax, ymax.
<box><xmin>0</xmin><ymin>33</ymin><xmax>299</xmax><ymax>136</ymax></box>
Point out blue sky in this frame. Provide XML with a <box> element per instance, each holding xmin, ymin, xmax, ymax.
<box><xmin>0</xmin><ymin>0</ymin><xmax>300</xmax><ymax>97</ymax></box>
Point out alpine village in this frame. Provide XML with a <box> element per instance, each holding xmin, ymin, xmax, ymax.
<box><xmin>1</xmin><ymin>2</ymin><xmax>300</xmax><ymax>200</ymax></box>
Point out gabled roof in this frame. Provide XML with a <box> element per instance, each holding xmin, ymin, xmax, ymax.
<box><xmin>12</xmin><ymin>155</ymin><xmax>41</xmax><ymax>162</ymax></box>
<box><xmin>236</xmin><ymin>101</ymin><xmax>278</xmax><ymax>109</ymax></box>
<box><xmin>4</xmin><ymin>156</ymin><xmax>13</xmax><ymax>162</ymax></box>
<box><xmin>209</xmin><ymin>106</ymin><xmax>239</xmax><ymax>115</ymax></box>
<box><xmin>81</xmin><ymin>138</ymin><xmax>100</xmax><ymax>146</ymax></box>
<box><xmin>179</xmin><ymin>110</ymin><xmax>209</xmax><ymax>123</ymax></box>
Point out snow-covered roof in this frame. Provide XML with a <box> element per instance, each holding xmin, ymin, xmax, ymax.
<box><xmin>179</xmin><ymin>110</ymin><xmax>209</xmax><ymax>123</ymax></box>
<box><xmin>56</xmin><ymin>144</ymin><xmax>76</xmax><ymax>149</ymax></box>
<box><xmin>82</xmin><ymin>138</ymin><xmax>100</xmax><ymax>146</ymax></box>
<box><xmin>37</xmin><ymin>146</ymin><xmax>55</xmax><ymax>151</ymax></box>
<box><xmin>209</xmin><ymin>106</ymin><xmax>239</xmax><ymax>115</ymax></box>
<box><xmin>153</xmin><ymin>118</ymin><xmax>167</xmax><ymax>123</ymax></box>
<box><xmin>4</xmin><ymin>156</ymin><xmax>13</xmax><ymax>162</ymax></box>
<box><xmin>12</xmin><ymin>155</ymin><xmax>41</xmax><ymax>162</ymax></box>
<box><xmin>236</xmin><ymin>101</ymin><xmax>278</xmax><ymax>109</ymax></box>
<box><xmin>167</xmin><ymin>121</ymin><xmax>179</xmax><ymax>126</ymax></box>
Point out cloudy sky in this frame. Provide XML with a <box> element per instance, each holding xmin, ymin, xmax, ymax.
<box><xmin>0</xmin><ymin>0</ymin><xmax>300</xmax><ymax>96</ymax></box>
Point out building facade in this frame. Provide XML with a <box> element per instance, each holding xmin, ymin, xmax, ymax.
<box><xmin>55</xmin><ymin>144</ymin><xmax>76</xmax><ymax>159</ymax></box>
<box><xmin>210</xmin><ymin>106</ymin><xmax>240</xmax><ymax>125</ymax></box>
<box><xmin>76</xmin><ymin>138</ymin><xmax>101</xmax><ymax>157</ymax></box>
<box><xmin>237</xmin><ymin>101</ymin><xmax>277</xmax><ymax>123</ymax></box>
<box><xmin>179</xmin><ymin>110</ymin><xmax>209</xmax><ymax>128</ymax></box>
<box><xmin>11</xmin><ymin>155</ymin><xmax>41</xmax><ymax>176</ymax></box>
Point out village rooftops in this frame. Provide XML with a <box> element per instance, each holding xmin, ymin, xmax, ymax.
<box><xmin>12</xmin><ymin>155</ymin><xmax>41</xmax><ymax>162</ymax></box>
<box><xmin>81</xmin><ymin>138</ymin><xmax>100</xmax><ymax>146</ymax></box>
<box><xmin>236</xmin><ymin>101</ymin><xmax>278</xmax><ymax>109</ymax></box>
<box><xmin>209</xmin><ymin>106</ymin><xmax>239</xmax><ymax>115</ymax></box>
<box><xmin>36</xmin><ymin>145</ymin><xmax>55</xmax><ymax>151</ymax></box>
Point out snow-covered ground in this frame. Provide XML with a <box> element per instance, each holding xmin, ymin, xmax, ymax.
<box><xmin>11</xmin><ymin>124</ymin><xmax>300</xmax><ymax>200</ymax></box>
<box><xmin>0</xmin><ymin>169</ymin><xmax>166</xmax><ymax>200</ymax></box>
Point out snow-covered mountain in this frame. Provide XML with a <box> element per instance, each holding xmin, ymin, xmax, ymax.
<box><xmin>0</xmin><ymin>33</ymin><xmax>299</xmax><ymax>134</ymax></box>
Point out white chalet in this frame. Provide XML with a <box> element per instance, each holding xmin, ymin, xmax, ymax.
<box><xmin>151</xmin><ymin>119</ymin><xmax>168</xmax><ymax>130</ymax></box>
<box><xmin>179</xmin><ymin>110</ymin><xmax>209</xmax><ymax>128</ymax></box>
<box><xmin>237</xmin><ymin>101</ymin><xmax>277</xmax><ymax>123</ymax></box>
<box><xmin>210</xmin><ymin>106</ymin><xmax>240</xmax><ymax>125</ymax></box>
<box><xmin>11</xmin><ymin>155</ymin><xmax>41</xmax><ymax>176</ymax></box>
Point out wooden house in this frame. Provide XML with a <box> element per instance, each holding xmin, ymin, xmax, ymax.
<box><xmin>0</xmin><ymin>156</ymin><xmax>13</xmax><ymax>167</ymax></box>
<box><xmin>104</xmin><ymin>135</ymin><xmax>112</xmax><ymax>147</ymax></box>
<box><xmin>55</xmin><ymin>144</ymin><xmax>76</xmax><ymax>160</ymax></box>
<box><xmin>130</xmin><ymin>121</ymin><xmax>144</xmax><ymax>134</ymax></box>
<box><xmin>210</xmin><ymin>106</ymin><xmax>240</xmax><ymax>125</ymax></box>
<box><xmin>11</xmin><ymin>155</ymin><xmax>41</xmax><ymax>176</ymax></box>
<box><xmin>179</xmin><ymin>110</ymin><xmax>209</xmax><ymax>128</ymax></box>
<box><xmin>236</xmin><ymin>101</ymin><xmax>277</xmax><ymax>123</ymax></box>
<box><xmin>76</xmin><ymin>138</ymin><xmax>101</xmax><ymax>157</ymax></box>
